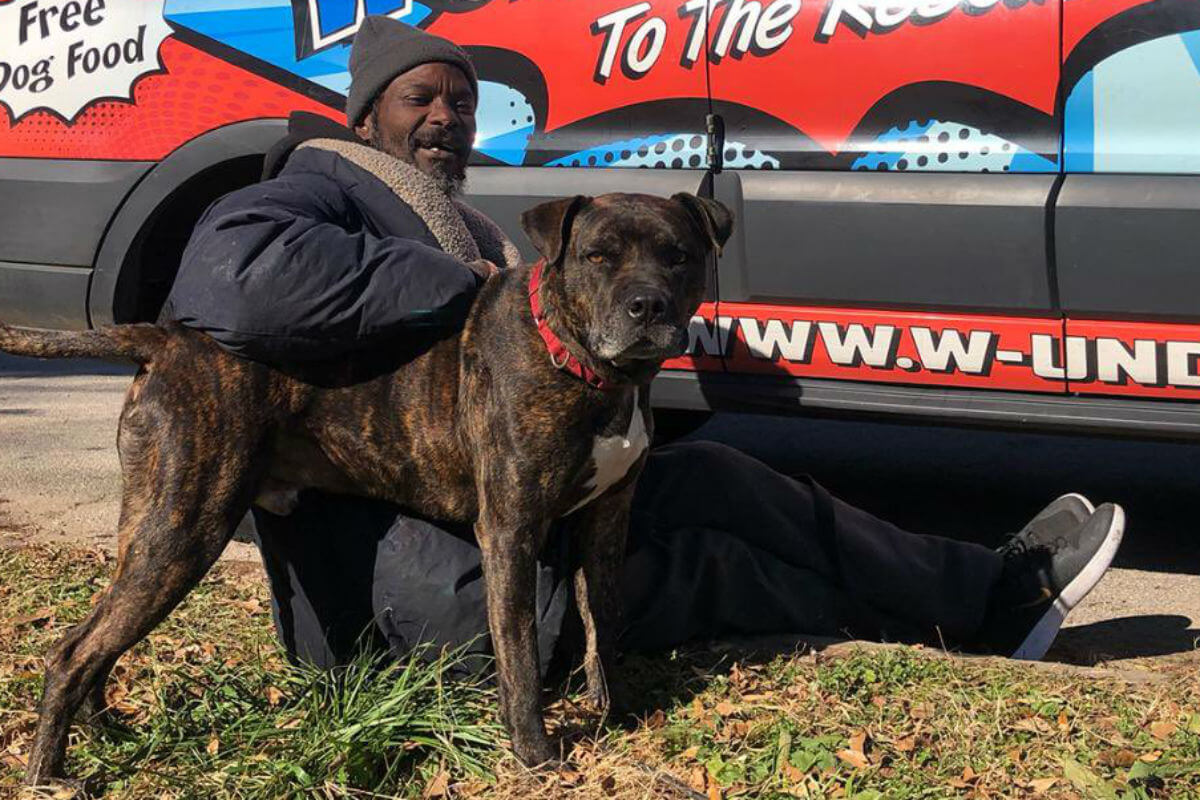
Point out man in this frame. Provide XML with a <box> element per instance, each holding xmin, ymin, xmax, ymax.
<box><xmin>164</xmin><ymin>17</ymin><xmax>1125</xmax><ymax>674</ymax></box>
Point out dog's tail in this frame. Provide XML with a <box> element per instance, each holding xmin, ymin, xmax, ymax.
<box><xmin>0</xmin><ymin>322</ymin><xmax>167</xmax><ymax>364</ymax></box>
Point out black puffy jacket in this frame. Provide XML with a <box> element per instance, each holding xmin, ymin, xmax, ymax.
<box><xmin>163</xmin><ymin>112</ymin><xmax>481</xmax><ymax>364</ymax></box>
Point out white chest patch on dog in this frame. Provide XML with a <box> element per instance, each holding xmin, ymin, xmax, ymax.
<box><xmin>568</xmin><ymin>389</ymin><xmax>649</xmax><ymax>514</ymax></box>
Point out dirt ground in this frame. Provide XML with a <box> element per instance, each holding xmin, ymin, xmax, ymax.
<box><xmin>1</xmin><ymin>352</ymin><xmax>1197</xmax><ymax>669</ymax></box>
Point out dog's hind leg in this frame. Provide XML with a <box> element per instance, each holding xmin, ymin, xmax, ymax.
<box><xmin>24</xmin><ymin>374</ymin><xmax>264</xmax><ymax>786</ymax></box>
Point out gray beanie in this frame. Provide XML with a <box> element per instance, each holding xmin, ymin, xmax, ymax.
<box><xmin>346</xmin><ymin>16</ymin><xmax>479</xmax><ymax>127</ymax></box>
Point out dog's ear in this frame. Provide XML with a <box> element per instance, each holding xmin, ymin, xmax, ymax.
<box><xmin>521</xmin><ymin>195</ymin><xmax>591</xmax><ymax>266</ymax></box>
<box><xmin>672</xmin><ymin>193</ymin><xmax>734</xmax><ymax>257</ymax></box>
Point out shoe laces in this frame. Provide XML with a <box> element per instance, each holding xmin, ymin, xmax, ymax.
<box><xmin>1000</xmin><ymin>534</ymin><xmax>1068</xmax><ymax>562</ymax></box>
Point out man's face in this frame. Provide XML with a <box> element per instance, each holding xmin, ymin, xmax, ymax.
<box><xmin>354</xmin><ymin>62</ymin><xmax>476</xmax><ymax>194</ymax></box>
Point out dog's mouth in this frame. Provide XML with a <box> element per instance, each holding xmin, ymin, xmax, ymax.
<box><xmin>601</xmin><ymin>327</ymin><xmax>688</xmax><ymax>368</ymax></box>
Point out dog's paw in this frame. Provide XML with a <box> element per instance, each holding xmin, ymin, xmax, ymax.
<box><xmin>512</xmin><ymin>735</ymin><xmax>559</xmax><ymax>770</ymax></box>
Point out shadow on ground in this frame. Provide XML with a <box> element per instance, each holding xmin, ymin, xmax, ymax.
<box><xmin>1049</xmin><ymin>614</ymin><xmax>1200</xmax><ymax>664</ymax></box>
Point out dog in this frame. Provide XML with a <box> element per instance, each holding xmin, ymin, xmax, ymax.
<box><xmin>0</xmin><ymin>191</ymin><xmax>732</xmax><ymax>785</ymax></box>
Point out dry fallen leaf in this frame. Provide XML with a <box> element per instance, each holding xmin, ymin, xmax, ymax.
<box><xmin>645</xmin><ymin>709</ymin><xmax>666</xmax><ymax>729</ymax></box>
<box><xmin>423</xmin><ymin>770</ymin><xmax>450</xmax><ymax>798</ymax></box>
<box><xmin>265</xmin><ymin>686</ymin><xmax>285</xmax><ymax>706</ymax></box>
<box><xmin>909</xmin><ymin>702</ymin><xmax>934</xmax><ymax>720</ymax></box>
<box><xmin>1098</xmin><ymin>749</ymin><xmax>1136</xmax><ymax>768</ymax></box>
<box><xmin>1012</xmin><ymin>718</ymin><xmax>1052</xmax><ymax>734</ymax></box>
<box><xmin>836</xmin><ymin>749</ymin><xmax>870</xmax><ymax>770</ymax></box>
<box><xmin>206</xmin><ymin>735</ymin><xmax>220</xmax><ymax>756</ymax></box>
<box><xmin>894</xmin><ymin>736</ymin><xmax>916</xmax><ymax>753</ymax></box>
<box><xmin>1058</xmin><ymin>711</ymin><xmax>1070</xmax><ymax>732</ymax></box>
<box><xmin>234</xmin><ymin>599</ymin><xmax>264</xmax><ymax>615</ymax></box>
<box><xmin>1149</xmin><ymin>721</ymin><xmax>1177</xmax><ymax>741</ymax></box>
<box><xmin>947</xmin><ymin>765</ymin><xmax>980</xmax><ymax>789</ymax></box>
<box><xmin>714</xmin><ymin>701</ymin><xmax>737</xmax><ymax>717</ymax></box>
<box><xmin>1028</xmin><ymin>777</ymin><xmax>1057</xmax><ymax>794</ymax></box>
<box><xmin>681</xmin><ymin>745</ymin><xmax>701</xmax><ymax>760</ymax></box>
<box><xmin>1138</xmin><ymin>750</ymin><xmax>1163</xmax><ymax>763</ymax></box>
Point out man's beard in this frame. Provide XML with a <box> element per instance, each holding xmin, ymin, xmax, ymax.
<box><xmin>368</xmin><ymin>108</ymin><xmax>467</xmax><ymax>197</ymax></box>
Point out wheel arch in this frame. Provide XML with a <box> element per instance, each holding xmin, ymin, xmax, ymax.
<box><xmin>89</xmin><ymin>119</ymin><xmax>287</xmax><ymax>326</ymax></box>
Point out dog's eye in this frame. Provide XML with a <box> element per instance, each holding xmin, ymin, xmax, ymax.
<box><xmin>670</xmin><ymin>249</ymin><xmax>688</xmax><ymax>265</ymax></box>
<box><xmin>586</xmin><ymin>252</ymin><xmax>606</xmax><ymax>265</ymax></box>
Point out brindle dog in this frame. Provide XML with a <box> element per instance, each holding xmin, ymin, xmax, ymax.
<box><xmin>0</xmin><ymin>191</ymin><xmax>732</xmax><ymax>786</ymax></box>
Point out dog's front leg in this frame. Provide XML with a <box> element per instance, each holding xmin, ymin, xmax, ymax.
<box><xmin>570</xmin><ymin>476</ymin><xmax>639</xmax><ymax>716</ymax></box>
<box><xmin>476</xmin><ymin>509</ymin><xmax>556</xmax><ymax>767</ymax></box>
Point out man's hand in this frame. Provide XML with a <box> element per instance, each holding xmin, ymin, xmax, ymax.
<box><xmin>467</xmin><ymin>259</ymin><xmax>499</xmax><ymax>281</ymax></box>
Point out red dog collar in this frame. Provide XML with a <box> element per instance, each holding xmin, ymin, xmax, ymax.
<box><xmin>528</xmin><ymin>260</ymin><xmax>615</xmax><ymax>390</ymax></box>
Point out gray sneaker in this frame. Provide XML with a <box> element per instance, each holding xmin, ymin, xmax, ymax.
<box><xmin>980</xmin><ymin>499</ymin><xmax>1124</xmax><ymax>660</ymax></box>
<box><xmin>1013</xmin><ymin>493</ymin><xmax>1094</xmax><ymax>541</ymax></box>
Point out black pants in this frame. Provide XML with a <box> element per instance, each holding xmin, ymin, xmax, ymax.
<box><xmin>255</xmin><ymin>442</ymin><xmax>1004</xmax><ymax>670</ymax></box>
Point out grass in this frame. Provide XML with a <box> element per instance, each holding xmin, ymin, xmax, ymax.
<box><xmin>1</xmin><ymin>542</ymin><xmax>1198</xmax><ymax>799</ymax></box>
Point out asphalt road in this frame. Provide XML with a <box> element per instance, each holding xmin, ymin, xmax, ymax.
<box><xmin>1</xmin><ymin>351</ymin><xmax>1196</xmax><ymax>665</ymax></box>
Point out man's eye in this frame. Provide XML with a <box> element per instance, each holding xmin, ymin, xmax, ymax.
<box><xmin>586</xmin><ymin>252</ymin><xmax>606</xmax><ymax>265</ymax></box>
<box><xmin>456</xmin><ymin>101</ymin><xmax>476</xmax><ymax>114</ymax></box>
<box><xmin>406</xmin><ymin>95</ymin><xmax>431</xmax><ymax>106</ymax></box>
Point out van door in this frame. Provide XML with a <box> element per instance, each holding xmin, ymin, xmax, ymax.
<box><xmin>1058</xmin><ymin>1</ymin><xmax>1200</xmax><ymax>401</ymax></box>
<box><xmin>704</xmin><ymin>0</ymin><xmax>1069</xmax><ymax>395</ymax></box>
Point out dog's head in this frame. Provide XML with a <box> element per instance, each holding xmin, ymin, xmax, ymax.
<box><xmin>521</xmin><ymin>192</ymin><xmax>733</xmax><ymax>382</ymax></box>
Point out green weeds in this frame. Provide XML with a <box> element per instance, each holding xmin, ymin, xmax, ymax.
<box><xmin>2</xmin><ymin>544</ymin><xmax>1198</xmax><ymax>799</ymax></box>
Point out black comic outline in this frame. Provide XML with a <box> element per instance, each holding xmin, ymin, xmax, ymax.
<box><xmin>1</xmin><ymin>10</ymin><xmax>171</xmax><ymax>128</ymax></box>
<box><xmin>289</xmin><ymin>0</ymin><xmax>415</xmax><ymax>62</ymax></box>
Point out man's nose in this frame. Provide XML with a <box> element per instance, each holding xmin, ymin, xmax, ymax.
<box><xmin>426</xmin><ymin>97</ymin><xmax>459</xmax><ymax>127</ymax></box>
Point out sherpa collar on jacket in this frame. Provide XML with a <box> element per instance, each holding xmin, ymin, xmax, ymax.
<box><xmin>299</xmin><ymin>137</ymin><xmax>521</xmax><ymax>271</ymax></box>
<box><xmin>267</xmin><ymin>111</ymin><xmax>522</xmax><ymax>270</ymax></box>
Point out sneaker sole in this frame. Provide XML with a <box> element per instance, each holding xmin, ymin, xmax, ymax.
<box><xmin>1010</xmin><ymin>504</ymin><xmax>1125</xmax><ymax>661</ymax></box>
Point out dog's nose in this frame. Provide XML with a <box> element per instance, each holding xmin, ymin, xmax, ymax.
<box><xmin>626</xmin><ymin>290</ymin><xmax>669</xmax><ymax>324</ymax></box>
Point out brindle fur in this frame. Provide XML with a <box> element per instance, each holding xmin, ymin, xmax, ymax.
<box><xmin>0</xmin><ymin>192</ymin><xmax>732</xmax><ymax>783</ymax></box>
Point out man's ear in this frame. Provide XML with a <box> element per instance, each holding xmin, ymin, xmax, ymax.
<box><xmin>672</xmin><ymin>193</ymin><xmax>734</xmax><ymax>257</ymax></box>
<box><xmin>353</xmin><ymin>115</ymin><xmax>372</xmax><ymax>143</ymax></box>
<box><xmin>521</xmin><ymin>195</ymin><xmax>590</xmax><ymax>266</ymax></box>
<box><xmin>353</xmin><ymin>101</ymin><xmax>375</xmax><ymax>142</ymax></box>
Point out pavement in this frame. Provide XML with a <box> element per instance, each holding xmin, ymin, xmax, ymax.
<box><xmin>0</xmin><ymin>354</ymin><xmax>260</xmax><ymax>560</ymax></box>
<box><xmin>1</xmin><ymin>351</ymin><xmax>1197</xmax><ymax>666</ymax></box>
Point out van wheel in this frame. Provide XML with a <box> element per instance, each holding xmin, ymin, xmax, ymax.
<box><xmin>652</xmin><ymin>409</ymin><xmax>713</xmax><ymax>446</ymax></box>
